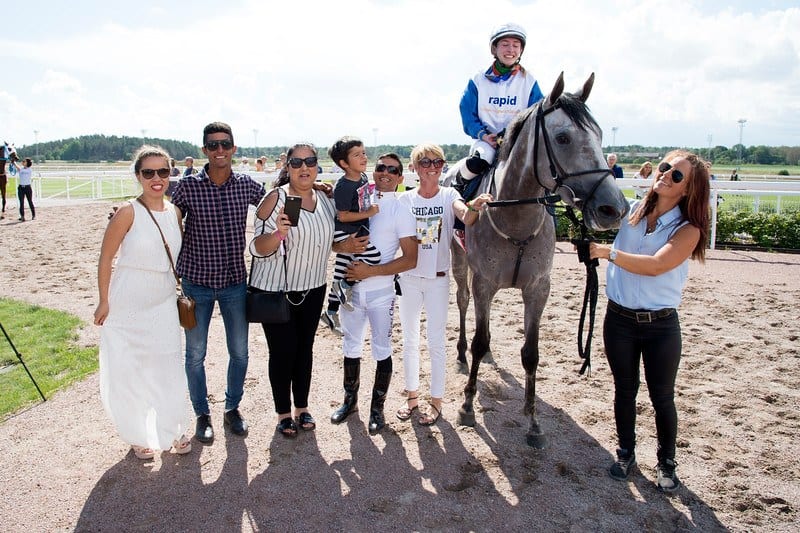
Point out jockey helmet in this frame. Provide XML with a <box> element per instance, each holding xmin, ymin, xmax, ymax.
<box><xmin>490</xmin><ymin>23</ymin><xmax>526</xmax><ymax>49</ymax></box>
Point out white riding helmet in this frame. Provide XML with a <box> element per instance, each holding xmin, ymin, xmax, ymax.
<box><xmin>490</xmin><ymin>23</ymin><xmax>527</xmax><ymax>49</ymax></box>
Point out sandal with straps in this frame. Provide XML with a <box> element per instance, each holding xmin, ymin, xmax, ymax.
<box><xmin>172</xmin><ymin>435</ymin><xmax>192</xmax><ymax>455</ymax></box>
<box><xmin>276</xmin><ymin>417</ymin><xmax>298</xmax><ymax>438</ymax></box>
<box><xmin>131</xmin><ymin>445</ymin><xmax>155</xmax><ymax>460</ymax></box>
<box><xmin>396</xmin><ymin>395</ymin><xmax>419</xmax><ymax>421</ymax></box>
<box><xmin>418</xmin><ymin>403</ymin><xmax>442</xmax><ymax>426</ymax></box>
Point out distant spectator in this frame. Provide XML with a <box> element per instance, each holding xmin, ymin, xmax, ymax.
<box><xmin>170</xmin><ymin>158</ymin><xmax>180</xmax><ymax>177</ymax></box>
<box><xmin>730</xmin><ymin>169</ymin><xmax>739</xmax><ymax>181</ymax></box>
<box><xmin>633</xmin><ymin>161</ymin><xmax>653</xmax><ymax>199</ymax></box>
<box><xmin>17</xmin><ymin>157</ymin><xmax>35</xmax><ymax>221</ymax></box>
<box><xmin>238</xmin><ymin>157</ymin><xmax>251</xmax><ymax>171</ymax></box>
<box><xmin>183</xmin><ymin>156</ymin><xmax>197</xmax><ymax>177</ymax></box>
<box><xmin>607</xmin><ymin>153</ymin><xmax>624</xmax><ymax>179</ymax></box>
<box><xmin>255</xmin><ymin>157</ymin><xmax>265</xmax><ymax>172</ymax></box>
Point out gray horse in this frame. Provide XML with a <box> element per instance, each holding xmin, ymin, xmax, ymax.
<box><xmin>452</xmin><ymin>72</ymin><xmax>629</xmax><ymax>448</ymax></box>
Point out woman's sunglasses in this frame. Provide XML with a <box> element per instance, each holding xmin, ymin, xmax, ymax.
<box><xmin>139</xmin><ymin>168</ymin><xmax>171</xmax><ymax>179</ymax></box>
<box><xmin>375</xmin><ymin>163</ymin><xmax>400</xmax><ymax>175</ymax></box>
<box><xmin>204</xmin><ymin>139</ymin><xmax>234</xmax><ymax>151</ymax></box>
<box><xmin>288</xmin><ymin>156</ymin><xmax>318</xmax><ymax>169</ymax></box>
<box><xmin>417</xmin><ymin>157</ymin><xmax>445</xmax><ymax>169</ymax></box>
<box><xmin>658</xmin><ymin>162</ymin><xmax>685</xmax><ymax>183</ymax></box>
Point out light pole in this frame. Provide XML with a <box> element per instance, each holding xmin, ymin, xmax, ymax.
<box><xmin>737</xmin><ymin>118</ymin><xmax>747</xmax><ymax>169</ymax></box>
<box><xmin>611</xmin><ymin>126</ymin><xmax>618</xmax><ymax>150</ymax></box>
<box><xmin>253</xmin><ymin>129</ymin><xmax>259</xmax><ymax>157</ymax></box>
<box><xmin>372</xmin><ymin>127</ymin><xmax>379</xmax><ymax>160</ymax></box>
<box><xmin>141</xmin><ymin>129</ymin><xmax>147</xmax><ymax>145</ymax></box>
<box><xmin>33</xmin><ymin>130</ymin><xmax>39</xmax><ymax>163</ymax></box>
<box><xmin>707</xmin><ymin>134</ymin><xmax>713</xmax><ymax>162</ymax></box>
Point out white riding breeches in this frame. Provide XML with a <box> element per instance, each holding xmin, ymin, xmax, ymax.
<box><xmin>340</xmin><ymin>285</ymin><xmax>396</xmax><ymax>362</ymax></box>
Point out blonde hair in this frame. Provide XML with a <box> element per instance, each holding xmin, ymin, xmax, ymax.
<box><xmin>410</xmin><ymin>143</ymin><xmax>445</xmax><ymax>165</ymax></box>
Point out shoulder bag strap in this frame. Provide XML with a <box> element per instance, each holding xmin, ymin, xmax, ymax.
<box><xmin>248</xmin><ymin>188</ymin><xmax>288</xmax><ymax>292</ymax></box>
<box><xmin>136</xmin><ymin>197</ymin><xmax>181</xmax><ymax>288</ymax></box>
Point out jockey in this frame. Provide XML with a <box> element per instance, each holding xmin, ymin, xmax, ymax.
<box><xmin>456</xmin><ymin>23</ymin><xmax>544</xmax><ymax>183</ymax></box>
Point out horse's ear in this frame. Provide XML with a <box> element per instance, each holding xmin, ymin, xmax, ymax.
<box><xmin>574</xmin><ymin>72</ymin><xmax>595</xmax><ymax>102</ymax></box>
<box><xmin>545</xmin><ymin>71</ymin><xmax>565</xmax><ymax>106</ymax></box>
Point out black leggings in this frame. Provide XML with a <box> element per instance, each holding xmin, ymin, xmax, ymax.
<box><xmin>18</xmin><ymin>185</ymin><xmax>34</xmax><ymax>219</ymax></box>
<box><xmin>262</xmin><ymin>285</ymin><xmax>326</xmax><ymax>415</ymax></box>
<box><xmin>603</xmin><ymin>305</ymin><xmax>682</xmax><ymax>461</ymax></box>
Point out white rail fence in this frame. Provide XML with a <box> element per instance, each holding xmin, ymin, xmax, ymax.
<box><xmin>27</xmin><ymin>172</ymin><xmax>800</xmax><ymax>250</ymax></box>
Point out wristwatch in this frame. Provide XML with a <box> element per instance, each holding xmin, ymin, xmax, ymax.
<box><xmin>608</xmin><ymin>248</ymin><xmax>618</xmax><ymax>263</ymax></box>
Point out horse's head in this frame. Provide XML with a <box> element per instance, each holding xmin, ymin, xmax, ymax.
<box><xmin>501</xmin><ymin>73</ymin><xmax>629</xmax><ymax>231</ymax></box>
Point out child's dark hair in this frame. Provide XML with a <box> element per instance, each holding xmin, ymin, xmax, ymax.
<box><xmin>328</xmin><ymin>136</ymin><xmax>363</xmax><ymax>168</ymax></box>
<box><xmin>24</xmin><ymin>158</ymin><xmax>33</xmax><ymax>167</ymax></box>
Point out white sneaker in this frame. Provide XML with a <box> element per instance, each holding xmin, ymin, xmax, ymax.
<box><xmin>320</xmin><ymin>311</ymin><xmax>343</xmax><ymax>336</ymax></box>
<box><xmin>334</xmin><ymin>280</ymin><xmax>354</xmax><ymax>312</ymax></box>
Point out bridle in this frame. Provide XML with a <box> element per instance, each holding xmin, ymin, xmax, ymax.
<box><xmin>484</xmin><ymin>97</ymin><xmax>610</xmax><ymax>375</ymax></box>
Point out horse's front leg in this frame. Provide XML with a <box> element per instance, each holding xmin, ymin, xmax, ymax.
<box><xmin>450</xmin><ymin>240</ymin><xmax>470</xmax><ymax>368</ymax></box>
<box><xmin>457</xmin><ymin>275</ymin><xmax>496</xmax><ymax>427</ymax></box>
<box><xmin>521</xmin><ymin>279</ymin><xmax>550</xmax><ymax>448</ymax></box>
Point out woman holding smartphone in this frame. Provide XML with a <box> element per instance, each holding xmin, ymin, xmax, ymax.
<box><xmin>248</xmin><ymin>142</ymin><xmax>365</xmax><ymax>438</ymax></box>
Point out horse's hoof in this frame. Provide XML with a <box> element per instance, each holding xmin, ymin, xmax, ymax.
<box><xmin>456</xmin><ymin>360</ymin><xmax>469</xmax><ymax>375</ymax></box>
<box><xmin>457</xmin><ymin>408</ymin><xmax>476</xmax><ymax>427</ymax></box>
<box><xmin>526</xmin><ymin>432</ymin><xmax>548</xmax><ymax>449</ymax></box>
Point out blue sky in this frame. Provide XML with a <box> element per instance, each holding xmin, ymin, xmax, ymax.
<box><xmin>2</xmin><ymin>0</ymin><xmax>798</xmax><ymax>152</ymax></box>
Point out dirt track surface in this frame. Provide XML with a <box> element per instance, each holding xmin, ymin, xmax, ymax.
<box><xmin>1</xmin><ymin>202</ymin><xmax>798</xmax><ymax>532</ymax></box>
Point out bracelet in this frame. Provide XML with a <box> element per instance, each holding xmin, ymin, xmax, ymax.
<box><xmin>466</xmin><ymin>201</ymin><xmax>479</xmax><ymax>213</ymax></box>
<box><xmin>273</xmin><ymin>230</ymin><xmax>286</xmax><ymax>241</ymax></box>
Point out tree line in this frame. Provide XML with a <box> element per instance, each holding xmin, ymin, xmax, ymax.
<box><xmin>14</xmin><ymin>135</ymin><xmax>800</xmax><ymax>167</ymax></box>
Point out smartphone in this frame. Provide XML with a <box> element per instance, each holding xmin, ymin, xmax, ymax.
<box><xmin>355</xmin><ymin>225</ymin><xmax>370</xmax><ymax>238</ymax></box>
<box><xmin>284</xmin><ymin>195</ymin><xmax>302</xmax><ymax>226</ymax></box>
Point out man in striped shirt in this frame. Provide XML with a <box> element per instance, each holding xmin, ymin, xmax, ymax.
<box><xmin>171</xmin><ymin>122</ymin><xmax>266</xmax><ymax>445</ymax></box>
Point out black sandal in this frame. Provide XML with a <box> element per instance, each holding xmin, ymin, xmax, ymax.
<box><xmin>295</xmin><ymin>412</ymin><xmax>316</xmax><ymax>431</ymax></box>
<box><xmin>276</xmin><ymin>417</ymin><xmax>298</xmax><ymax>438</ymax></box>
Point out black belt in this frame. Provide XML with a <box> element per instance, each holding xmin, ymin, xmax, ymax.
<box><xmin>607</xmin><ymin>301</ymin><xmax>675</xmax><ymax>323</ymax></box>
<box><xmin>436</xmin><ymin>271</ymin><xmax>447</xmax><ymax>277</ymax></box>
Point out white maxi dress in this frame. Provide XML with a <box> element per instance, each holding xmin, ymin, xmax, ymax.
<box><xmin>99</xmin><ymin>199</ymin><xmax>188</xmax><ymax>450</ymax></box>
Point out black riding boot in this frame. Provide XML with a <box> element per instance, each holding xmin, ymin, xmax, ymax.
<box><xmin>368</xmin><ymin>370</ymin><xmax>392</xmax><ymax>434</ymax></box>
<box><xmin>331</xmin><ymin>358</ymin><xmax>360</xmax><ymax>424</ymax></box>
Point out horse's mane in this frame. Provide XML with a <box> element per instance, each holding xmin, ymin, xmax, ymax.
<box><xmin>498</xmin><ymin>92</ymin><xmax>598</xmax><ymax>162</ymax></box>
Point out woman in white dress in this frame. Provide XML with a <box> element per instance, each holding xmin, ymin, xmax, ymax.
<box><xmin>94</xmin><ymin>145</ymin><xmax>191</xmax><ymax>460</ymax></box>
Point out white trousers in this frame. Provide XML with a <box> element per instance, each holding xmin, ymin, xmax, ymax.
<box><xmin>340</xmin><ymin>285</ymin><xmax>396</xmax><ymax>361</ymax></box>
<box><xmin>398</xmin><ymin>274</ymin><xmax>450</xmax><ymax>398</ymax></box>
<box><xmin>454</xmin><ymin>139</ymin><xmax>497</xmax><ymax>180</ymax></box>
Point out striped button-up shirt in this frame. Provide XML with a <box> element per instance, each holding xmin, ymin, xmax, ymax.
<box><xmin>172</xmin><ymin>165</ymin><xmax>266</xmax><ymax>289</ymax></box>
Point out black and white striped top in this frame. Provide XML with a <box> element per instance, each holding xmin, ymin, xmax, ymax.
<box><xmin>248</xmin><ymin>186</ymin><xmax>336</xmax><ymax>292</ymax></box>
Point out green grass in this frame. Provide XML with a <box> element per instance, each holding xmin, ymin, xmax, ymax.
<box><xmin>0</xmin><ymin>298</ymin><xmax>97</xmax><ymax>419</ymax></box>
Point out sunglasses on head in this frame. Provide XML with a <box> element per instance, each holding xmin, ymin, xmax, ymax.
<box><xmin>139</xmin><ymin>168</ymin><xmax>171</xmax><ymax>179</ymax></box>
<box><xmin>204</xmin><ymin>139</ymin><xmax>234</xmax><ymax>151</ymax></box>
<box><xmin>288</xmin><ymin>156</ymin><xmax>318</xmax><ymax>169</ymax></box>
<box><xmin>658</xmin><ymin>162</ymin><xmax>685</xmax><ymax>183</ymax></box>
<box><xmin>375</xmin><ymin>163</ymin><xmax>400</xmax><ymax>175</ymax></box>
<box><xmin>417</xmin><ymin>157</ymin><xmax>445</xmax><ymax>169</ymax></box>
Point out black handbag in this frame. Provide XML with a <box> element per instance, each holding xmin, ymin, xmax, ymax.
<box><xmin>246</xmin><ymin>197</ymin><xmax>291</xmax><ymax>324</ymax></box>
<box><xmin>246</xmin><ymin>252</ymin><xmax>290</xmax><ymax>324</ymax></box>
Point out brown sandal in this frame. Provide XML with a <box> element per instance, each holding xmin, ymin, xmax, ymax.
<box><xmin>396</xmin><ymin>395</ymin><xmax>419</xmax><ymax>421</ymax></box>
<box><xmin>418</xmin><ymin>403</ymin><xmax>441</xmax><ymax>426</ymax></box>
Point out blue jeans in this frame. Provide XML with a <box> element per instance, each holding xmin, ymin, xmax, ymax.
<box><xmin>183</xmin><ymin>280</ymin><xmax>249</xmax><ymax>416</ymax></box>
